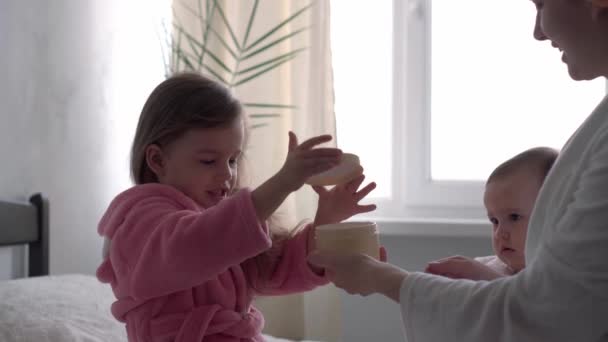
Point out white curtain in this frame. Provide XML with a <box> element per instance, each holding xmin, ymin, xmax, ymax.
<box><xmin>173</xmin><ymin>0</ymin><xmax>340</xmax><ymax>340</ymax></box>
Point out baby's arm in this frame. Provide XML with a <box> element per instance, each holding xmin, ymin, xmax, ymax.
<box><xmin>425</xmin><ymin>255</ymin><xmax>505</xmax><ymax>281</ymax></box>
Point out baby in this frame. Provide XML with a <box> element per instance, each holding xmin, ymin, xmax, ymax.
<box><xmin>426</xmin><ymin>147</ymin><xmax>558</xmax><ymax>280</ymax></box>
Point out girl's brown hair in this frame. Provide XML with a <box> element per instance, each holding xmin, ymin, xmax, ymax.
<box><xmin>130</xmin><ymin>72</ymin><xmax>245</xmax><ymax>185</ymax></box>
<box><xmin>130</xmin><ymin>72</ymin><xmax>292</xmax><ymax>292</ymax></box>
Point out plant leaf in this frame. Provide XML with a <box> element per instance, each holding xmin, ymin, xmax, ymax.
<box><xmin>243</xmin><ymin>103</ymin><xmax>297</xmax><ymax>109</ymax></box>
<box><xmin>173</xmin><ymin>29</ymin><xmax>184</xmax><ymax>72</ymax></box>
<box><xmin>202</xmin><ymin>63</ymin><xmax>230</xmax><ymax>84</ymax></box>
<box><xmin>244</xmin><ymin>3</ymin><xmax>313</xmax><ymax>53</ymax></box>
<box><xmin>248</xmin><ymin>113</ymin><xmax>281</xmax><ymax>118</ymax></box>
<box><xmin>158</xmin><ymin>19</ymin><xmax>172</xmax><ymax>77</ymax></box>
<box><xmin>213</xmin><ymin>0</ymin><xmax>241</xmax><ymax>51</ymax></box>
<box><xmin>250</xmin><ymin>123</ymin><xmax>269</xmax><ymax>129</ymax></box>
<box><xmin>242</xmin><ymin>27</ymin><xmax>309</xmax><ymax>61</ymax></box>
<box><xmin>233</xmin><ymin>54</ymin><xmax>298</xmax><ymax>87</ymax></box>
<box><xmin>242</xmin><ymin>0</ymin><xmax>259</xmax><ymax>47</ymax></box>
<box><xmin>197</xmin><ymin>0</ymin><xmax>212</xmax><ymax>67</ymax></box>
<box><xmin>238</xmin><ymin>47</ymin><xmax>307</xmax><ymax>75</ymax></box>
<box><xmin>174</xmin><ymin>25</ymin><xmax>233</xmax><ymax>74</ymax></box>
<box><xmin>176</xmin><ymin>49</ymin><xmax>197</xmax><ymax>72</ymax></box>
<box><xmin>173</xmin><ymin>46</ymin><xmax>227</xmax><ymax>82</ymax></box>
<box><xmin>176</xmin><ymin>2</ymin><xmax>239</xmax><ymax>60</ymax></box>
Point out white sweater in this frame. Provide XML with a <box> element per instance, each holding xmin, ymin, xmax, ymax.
<box><xmin>400</xmin><ymin>96</ymin><xmax>608</xmax><ymax>342</ymax></box>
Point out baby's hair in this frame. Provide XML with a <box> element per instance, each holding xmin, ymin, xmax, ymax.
<box><xmin>487</xmin><ymin>147</ymin><xmax>559</xmax><ymax>185</ymax></box>
<box><xmin>130</xmin><ymin>72</ymin><xmax>246</xmax><ymax>185</ymax></box>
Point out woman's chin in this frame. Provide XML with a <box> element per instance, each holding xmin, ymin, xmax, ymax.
<box><xmin>567</xmin><ymin>63</ymin><xmax>603</xmax><ymax>81</ymax></box>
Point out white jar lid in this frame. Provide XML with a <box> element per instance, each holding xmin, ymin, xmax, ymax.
<box><xmin>316</xmin><ymin>221</ymin><xmax>377</xmax><ymax>236</ymax></box>
<box><xmin>306</xmin><ymin>153</ymin><xmax>363</xmax><ymax>186</ymax></box>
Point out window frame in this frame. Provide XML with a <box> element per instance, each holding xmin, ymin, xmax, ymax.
<box><xmin>363</xmin><ymin>0</ymin><xmax>487</xmax><ymax>222</ymax></box>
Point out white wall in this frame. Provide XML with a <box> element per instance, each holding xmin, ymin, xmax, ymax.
<box><xmin>0</xmin><ymin>0</ymin><xmax>166</xmax><ymax>279</ymax></box>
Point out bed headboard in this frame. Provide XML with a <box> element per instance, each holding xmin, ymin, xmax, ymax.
<box><xmin>0</xmin><ymin>194</ymin><xmax>49</xmax><ymax>277</ymax></box>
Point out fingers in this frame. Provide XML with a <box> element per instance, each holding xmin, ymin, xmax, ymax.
<box><xmin>345</xmin><ymin>174</ymin><xmax>366</xmax><ymax>192</ymax></box>
<box><xmin>379</xmin><ymin>246</ymin><xmax>388</xmax><ymax>262</ymax></box>
<box><xmin>355</xmin><ymin>204</ymin><xmax>377</xmax><ymax>214</ymax></box>
<box><xmin>425</xmin><ymin>258</ymin><xmax>466</xmax><ymax>278</ymax></box>
<box><xmin>354</xmin><ymin>182</ymin><xmax>377</xmax><ymax>201</ymax></box>
<box><xmin>288</xmin><ymin>131</ymin><xmax>298</xmax><ymax>152</ymax></box>
<box><xmin>299</xmin><ymin>134</ymin><xmax>334</xmax><ymax>150</ymax></box>
<box><xmin>300</xmin><ymin>148</ymin><xmax>343</xmax><ymax>159</ymax></box>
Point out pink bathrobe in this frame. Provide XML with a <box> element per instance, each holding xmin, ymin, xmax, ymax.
<box><xmin>96</xmin><ymin>184</ymin><xmax>328</xmax><ymax>342</ymax></box>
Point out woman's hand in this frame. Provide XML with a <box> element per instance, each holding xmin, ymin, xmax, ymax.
<box><xmin>307</xmin><ymin>247</ymin><xmax>407</xmax><ymax>302</ymax></box>
<box><xmin>425</xmin><ymin>255</ymin><xmax>504</xmax><ymax>281</ymax></box>
<box><xmin>312</xmin><ymin>174</ymin><xmax>377</xmax><ymax>226</ymax></box>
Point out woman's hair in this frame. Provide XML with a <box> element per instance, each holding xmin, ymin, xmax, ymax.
<box><xmin>130</xmin><ymin>72</ymin><xmax>245</xmax><ymax>185</ymax></box>
<box><xmin>487</xmin><ymin>146</ymin><xmax>559</xmax><ymax>185</ymax></box>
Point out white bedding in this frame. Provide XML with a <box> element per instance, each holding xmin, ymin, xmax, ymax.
<box><xmin>0</xmin><ymin>274</ymin><xmax>317</xmax><ymax>342</ymax></box>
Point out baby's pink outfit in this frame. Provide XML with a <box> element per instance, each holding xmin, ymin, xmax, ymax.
<box><xmin>96</xmin><ymin>184</ymin><xmax>328</xmax><ymax>342</ymax></box>
<box><xmin>474</xmin><ymin>255</ymin><xmax>516</xmax><ymax>276</ymax></box>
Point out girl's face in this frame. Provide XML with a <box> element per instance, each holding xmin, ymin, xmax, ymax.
<box><xmin>147</xmin><ymin>119</ymin><xmax>245</xmax><ymax>208</ymax></box>
<box><xmin>532</xmin><ymin>0</ymin><xmax>608</xmax><ymax>80</ymax></box>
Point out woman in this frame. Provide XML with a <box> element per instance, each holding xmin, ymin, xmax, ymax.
<box><xmin>308</xmin><ymin>1</ymin><xmax>608</xmax><ymax>340</ymax></box>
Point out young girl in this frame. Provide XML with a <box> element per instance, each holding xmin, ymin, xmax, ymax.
<box><xmin>96</xmin><ymin>73</ymin><xmax>376</xmax><ymax>342</ymax></box>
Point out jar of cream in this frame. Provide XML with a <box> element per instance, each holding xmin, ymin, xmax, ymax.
<box><xmin>314</xmin><ymin>221</ymin><xmax>379</xmax><ymax>259</ymax></box>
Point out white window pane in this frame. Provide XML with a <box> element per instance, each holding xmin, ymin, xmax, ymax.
<box><xmin>331</xmin><ymin>0</ymin><xmax>393</xmax><ymax>197</ymax></box>
<box><xmin>431</xmin><ymin>1</ymin><xmax>605</xmax><ymax>181</ymax></box>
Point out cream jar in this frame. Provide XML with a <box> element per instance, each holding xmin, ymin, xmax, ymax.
<box><xmin>314</xmin><ymin>221</ymin><xmax>379</xmax><ymax>259</ymax></box>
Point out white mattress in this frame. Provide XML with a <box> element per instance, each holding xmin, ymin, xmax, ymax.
<box><xmin>0</xmin><ymin>274</ymin><xmax>316</xmax><ymax>342</ymax></box>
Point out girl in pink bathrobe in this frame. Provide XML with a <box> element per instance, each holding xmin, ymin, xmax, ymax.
<box><xmin>96</xmin><ymin>73</ymin><xmax>376</xmax><ymax>342</ymax></box>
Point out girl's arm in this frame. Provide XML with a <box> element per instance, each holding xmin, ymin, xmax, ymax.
<box><xmin>107</xmin><ymin>186</ymin><xmax>272</xmax><ymax>300</ymax></box>
<box><xmin>244</xmin><ymin>222</ymin><xmax>329</xmax><ymax>295</ymax></box>
<box><xmin>251</xmin><ymin>132</ymin><xmax>341</xmax><ymax>222</ymax></box>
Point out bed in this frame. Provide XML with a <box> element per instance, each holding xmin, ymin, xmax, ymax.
<box><xmin>0</xmin><ymin>194</ymin><xmax>320</xmax><ymax>342</ymax></box>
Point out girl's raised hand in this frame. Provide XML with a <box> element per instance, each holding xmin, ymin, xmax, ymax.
<box><xmin>313</xmin><ymin>174</ymin><xmax>377</xmax><ymax>226</ymax></box>
<box><xmin>277</xmin><ymin>131</ymin><xmax>342</xmax><ymax>192</ymax></box>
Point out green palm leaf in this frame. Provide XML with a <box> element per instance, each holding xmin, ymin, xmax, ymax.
<box><xmin>242</xmin><ymin>0</ymin><xmax>259</xmax><ymax>47</ymax></box>
<box><xmin>243</xmin><ymin>103</ymin><xmax>297</xmax><ymax>109</ymax></box>
<box><xmin>168</xmin><ymin>0</ymin><xmax>314</xmax><ymax>128</ymax></box>
<box><xmin>249</xmin><ymin>114</ymin><xmax>281</xmax><ymax>118</ymax></box>
<box><xmin>250</xmin><ymin>123</ymin><xmax>269</xmax><ymax>129</ymax></box>
<box><xmin>233</xmin><ymin>54</ymin><xmax>298</xmax><ymax>87</ymax></box>
<box><xmin>241</xmin><ymin>27</ymin><xmax>309</xmax><ymax>61</ymax></box>
<box><xmin>243</xmin><ymin>3</ymin><xmax>313</xmax><ymax>53</ymax></box>
<box><xmin>177</xmin><ymin>1</ymin><xmax>238</xmax><ymax>59</ymax></box>
<box><xmin>238</xmin><ymin>47</ymin><xmax>306</xmax><ymax>76</ymax></box>
<box><xmin>174</xmin><ymin>25</ymin><xmax>233</xmax><ymax>74</ymax></box>
<box><xmin>212</xmin><ymin>0</ymin><xmax>241</xmax><ymax>51</ymax></box>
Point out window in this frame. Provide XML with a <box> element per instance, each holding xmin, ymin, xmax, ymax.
<box><xmin>331</xmin><ymin>0</ymin><xmax>606</xmax><ymax>221</ymax></box>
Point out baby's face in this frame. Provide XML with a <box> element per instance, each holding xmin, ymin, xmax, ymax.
<box><xmin>483</xmin><ymin>170</ymin><xmax>543</xmax><ymax>273</ymax></box>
